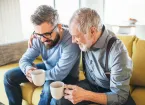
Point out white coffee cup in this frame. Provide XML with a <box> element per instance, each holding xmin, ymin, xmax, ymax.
<box><xmin>50</xmin><ymin>81</ymin><xmax>64</xmax><ymax>100</ymax></box>
<box><xmin>31</xmin><ymin>69</ymin><xmax>45</xmax><ymax>86</ymax></box>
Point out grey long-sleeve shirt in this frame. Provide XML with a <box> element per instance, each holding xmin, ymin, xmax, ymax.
<box><xmin>84</xmin><ymin>27</ymin><xmax>133</xmax><ymax>105</ymax></box>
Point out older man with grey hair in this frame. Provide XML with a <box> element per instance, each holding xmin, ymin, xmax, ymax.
<box><xmin>4</xmin><ymin>5</ymin><xmax>80</xmax><ymax>105</ymax></box>
<box><xmin>59</xmin><ymin>8</ymin><xmax>136</xmax><ymax>105</ymax></box>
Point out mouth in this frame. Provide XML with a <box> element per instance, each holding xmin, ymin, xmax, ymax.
<box><xmin>44</xmin><ymin>40</ymin><xmax>53</xmax><ymax>45</ymax></box>
<box><xmin>46</xmin><ymin>41</ymin><xmax>52</xmax><ymax>45</ymax></box>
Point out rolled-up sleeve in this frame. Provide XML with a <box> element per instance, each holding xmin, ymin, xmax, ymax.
<box><xmin>106</xmin><ymin>50</ymin><xmax>133</xmax><ymax>105</ymax></box>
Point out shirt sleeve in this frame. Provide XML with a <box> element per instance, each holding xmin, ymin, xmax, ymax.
<box><xmin>19</xmin><ymin>39</ymin><xmax>40</xmax><ymax>74</ymax></box>
<box><xmin>106</xmin><ymin>42</ymin><xmax>133</xmax><ymax>105</ymax></box>
<box><xmin>45</xmin><ymin>43</ymin><xmax>80</xmax><ymax>81</ymax></box>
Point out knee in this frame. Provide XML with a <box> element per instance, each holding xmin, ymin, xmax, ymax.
<box><xmin>41</xmin><ymin>81</ymin><xmax>52</xmax><ymax>96</ymax></box>
<box><xmin>43</xmin><ymin>81</ymin><xmax>54</xmax><ymax>93</ymax></box>
<box><xmin>4</xmin><ymin>70</ymin><xmax>15</xmax><ymax>85</ymax></box>
<box><xmin>40</xmin><ymin>88</ymin><xmax>51</xmax><ymax>99</ymax></box>
<box><xmin>4</xmin><ymin>71</ymin><xmax>10</xmax><ymax>85</ymax></box>
<box><xmin>42</xmin><ymin>88</ymin><xmax>50</xmax><ymax>95</ymax></box>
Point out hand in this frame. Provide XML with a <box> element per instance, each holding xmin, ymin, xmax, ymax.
<box><xmin>64</xmin><ymin>85</ymin><xmax>87</xmax><ymax>104</ymax></box>
<box><xmin>28</xmin><ymin>34</ymin><xmax>36</xmax><ymax>48</ymax></box>
<box><xmin>26</xmin><ymin>67</ymin><xmax>37</xmax><ymax>82</ymax></box>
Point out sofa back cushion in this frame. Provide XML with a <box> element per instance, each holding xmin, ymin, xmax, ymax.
<box><xmin>0</xmin><ymin>40</ymin><xmax>28</xmax><ymax>66</ymax></box>
<box><xmin>117</xmin><ymin>35</ymin><xmax>135</xmax><ymax>57</ymax></box>
<box><xmin>130</xmin><ymin>38</ymin><xmax>145</xmax><ymax>86</ymax></box>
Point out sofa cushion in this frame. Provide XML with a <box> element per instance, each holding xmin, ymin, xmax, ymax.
<box><xmin>79</xmin><ymin>71</ymin><xmax>85</xmax><ymax>80</ymax></box>
<box><xmin>131</xmin><ymin>87</ymin><xmax>145</xmax><ymax>105</ymax></box>
<box><xmin>130</xmin><ymin>38</ymin><xmax>145</xmax><ymax>86</ymax></box>
<box><xmin>37</xmin><ymin>55</ymin><xmax>42</xmax><ymax>60</ymax></box>
<box><xmin>117</xmin><ymin>35</ymin><xmax>135</xmax><ymax>57</ymax></box>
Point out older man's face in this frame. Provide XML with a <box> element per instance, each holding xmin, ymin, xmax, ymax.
<box><xmin>69</xmin><ymin>23</ymin><xmax>93</xmax><ymax>51</ymax></box>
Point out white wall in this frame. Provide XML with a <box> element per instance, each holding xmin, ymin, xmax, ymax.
<box><xmin>80</xmin><ymin>0</ymin><xmax>104</xmax><ymax>21</ymax></box>
<box><xmin>1</xmin><ymin>0</ymin><xmax>145</xmax><ymax>44</ymax></box>
<box><xmin>55</xmin><ymin>0</ymin><xmax>79</xmax><ymax>25</ymax></box>
<box><xmin>104</xmin><ymin>0</ymin><xmax>145</xmax><ymax>25</ymax></box>
<box><xmin>20</xmin><ymin>0</ymin><xmax>79</xmax><ymax>38</ymax></box>
<box><xmin>0</xmin><ymin>0</ymin><xmax>23</xmax><ymax>44</ymax></box>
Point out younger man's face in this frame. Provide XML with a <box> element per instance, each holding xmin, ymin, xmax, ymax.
<box><xmin>33</xmin><ymin>22</ymin><xmax>60</xmax><ymax>49</ymax></box>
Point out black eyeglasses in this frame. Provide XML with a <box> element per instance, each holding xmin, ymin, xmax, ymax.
<box><xmin>33</xmin><ymin>25</ymin><xmax>57</xmax><ymax>39</ymax></box>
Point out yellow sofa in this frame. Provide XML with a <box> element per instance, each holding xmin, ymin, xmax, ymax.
<box><xmin>0</xmin><ymin>35</ymin><xmax>145</xmax><ymax>105</ymax></box>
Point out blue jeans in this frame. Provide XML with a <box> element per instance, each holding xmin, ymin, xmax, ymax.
<box><xmin>4</xmin><ymin>63</ymin><xmax>78</xmax><ymax>105</ymax></box>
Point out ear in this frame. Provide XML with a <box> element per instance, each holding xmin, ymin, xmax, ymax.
<box><xmin>90</xmin><ymin>27</ymin><xmax>96</xmax><ymax>38</ymax></box>
<box><xmin>57</xmin><ymin>24</ymin><xmax>63</xmax><ymax>32</ymax></box>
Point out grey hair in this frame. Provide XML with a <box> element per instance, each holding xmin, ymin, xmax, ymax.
<box><xmin>31</xmin><ymin>5</ymin><xmax>59</xmax><ymax>26</ymax></box>
<box><xmin>69</xmin><ymin>8</ymin><xmax>103</xmax><ymax>34</ymax></box>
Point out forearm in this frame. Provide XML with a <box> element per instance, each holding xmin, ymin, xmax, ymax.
<box><xmin>19</xmin><ymin>58</ymin><xmax>33</xmax><ymax>74</ymax></box>
<box><xmin>19</xmin><ymin>50</ymin><xmax>39</xmax><ymax>74</ymax></box>
<box><xmin>84</xmin><ymin>90</ymin><xmax>107</xmax><ymax>105</ymax></box>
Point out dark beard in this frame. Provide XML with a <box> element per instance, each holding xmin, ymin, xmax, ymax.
<box><xmin>44</xmin><ymin>33</ymin><xmax>60</xmax><ymax>49</ymax></box>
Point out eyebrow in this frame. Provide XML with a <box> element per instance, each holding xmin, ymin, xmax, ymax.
<box><xmin>34</xmin><ymin>25</ymin><xmax>57</xmax><ymax>35</ymax></box>
<box><xmin>34</xmin><ymin>32</ymin><xmax>52</xmax><ymax>35</ymax></box>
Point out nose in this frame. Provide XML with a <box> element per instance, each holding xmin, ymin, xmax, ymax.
<box><xmin>41</xmin><ymin>37</ymin><xmax>48</xmax><ymax>42</ymax></box>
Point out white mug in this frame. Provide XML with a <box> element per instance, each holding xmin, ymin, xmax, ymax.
<box><xmin>50</xmin><ymin>81</ymin><xmax>64</xmax><ymax>100</ymax></box>
<box><xmin>31</xmin><ymin>69</ymin><xmax>45</xmax><ymax>86</ymax></box>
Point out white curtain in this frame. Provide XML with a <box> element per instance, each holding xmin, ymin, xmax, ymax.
<box><xmin>0</xmin><ymin>0</ymin><xmax>23</xmax><ymax>44</ymax></box>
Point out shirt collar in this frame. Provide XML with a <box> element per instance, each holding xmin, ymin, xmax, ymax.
<box><xmin>91</xmin><ymin>25</ymin><xmax>109</xmax><ymax>50</ymax></box>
